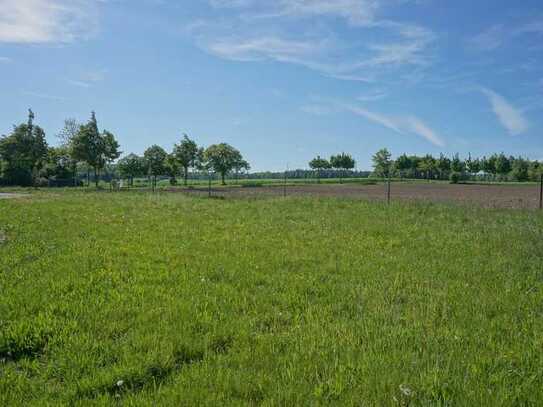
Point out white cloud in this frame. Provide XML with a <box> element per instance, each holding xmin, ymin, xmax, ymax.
<box><xmin>300</xmin><ymin>104</ymin><xmax>334</xmax><ymax>116</ymax></box>
<box><xmin>0</xmin><ymin>0</ymin><xmax>100</xmax><ymax>43</ymax></box>
<box><xmin>210</xmin><ymin>0</ymin><xmax>380</xmax><ymax>25</ymax></box>
<box><xmin>67</xmin><ymin>80</ymin><xmax>92</xmax><ymax>88</ymax></box>
<box><xmin>67</xmin><ymin>69</ymin><xmax>106</xmax><ymax>88</ymax></box>
<box><xmin>469</xmin><ymin>25</ymin><xmax>504</xmax><ymax>51</ymax></box>
<box><xmin>0</xmin><ymin>56</ymin><xmax>12</xmax><ymax>63</ymax></box>
<box><xmin>357</xmin><ymin>89</ymin><xmax>387</xmax><ymax>101</ymax></box>
<box><xmin>480</xmin><ymin>87</ymin><xmax>529</xmax><ymax>136</ymax></box>
<box><xmin>469</xmin><ymin>19</ymin><xmax>543</xmax><ymax>51</ymax></box>
<box><xmin>346</xmin><ymin>104</ymin><xmax>445</xmax><ymax>146</ymax></box>
<box><xmin>346</xmin><ymin>105</ymin><xmax>404</xmax><ymax>133</ymax></box>
<box><xmin>405</xmin><ymin>116</ymin><xmax>445</xmax><ymax>147</ymax></box>
<box><xmin>206</xmin><ymin>36</ymin><xmax>322</xmax><ymax>62</ymax></box>
<box><xmin>190</xmin><ymin>3</ymin><xmax>436</xmax><ymax>82</ymax></box>
<box><xmin>22</xmin><ymin>90</ymin><xmax>67</xmax><ymax>101</ymax></box>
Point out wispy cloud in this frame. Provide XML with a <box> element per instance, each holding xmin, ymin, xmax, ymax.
<box><xmin>0</xmin><ymin>0</ymin><xmax>100</xmax><ymax>43</ymax></box>
<box><xmin>405</xmin><ymin>116</ymin><xmax>445</xmax><ymax>147</ymax></box>
<box><xmin>210</xmin><ymin>0</ymin><xmax>380</xmax><ymax>26</ymax></box>
<box><xmin>190</xmin><ymin>1</ymin><xmax>436</xmax><ymax>82</ymax></box>
<box><xmin>357</xmin><ymin>89</ymin><xmax>388</xmax><ymax>101</ymax></box>
<box><xmin>300</xmin><ymin>104</ymin><xmax>335</xmax><ymax>116</ymax></box>
<box><xmin>0</xmin><ymin>56</ymin><xmax>13</xmax><ymax>63</ymax></box>
<box><xmin>480</xmin><ymin>87</ymin><xmax>529</xmax><ymax>136</ymax></box>
<box><xmin>469</xmin><ymin>19</ymin><xmax>543</xmax><ymax>51</ymax></box>
<box><xmin>206</xmin><ymin>36</ymin><xmax>324</xmax><ymax>62</ymax></box>
<box><xmin>67</xmin><ymin>69</ymin><xmax>106</xmax><ymax>88</ymax></box>
<box><xmin>346</xmin><ymin>104</ymin><xmax>445</xmax><ymax>146</ymax></box>
<box><xmin>22</xmin><ymin>90</ymin><xmax>67</xmax><ymax>101</ymax></box>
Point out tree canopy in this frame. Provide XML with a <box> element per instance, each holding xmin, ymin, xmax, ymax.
<box><xmin>173</xmin><ymin>134</ymin><xmax>199</xmax><ymax>185</ymax></box>
<box><xmin>0</xmin><ymin>110</ymin><xmax>48</xmax><ymax>186</ymax></box>
<box><xmin>71</xmin><ymin>112</ymin><xmax>121</xmax><ymax>186</ymax></box>
<box><xmin>372</xmin><ymin>148</ymin><xmax>392</xmax><ymax>178</ymax></box>
<box><xmin>204</xmin><ymin>143</ymin><xmax>245</xmax><ymax>185</ymax></box>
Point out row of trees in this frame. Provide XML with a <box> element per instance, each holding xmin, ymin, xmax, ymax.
<box><xmin>0</xmin><ymin>110</ymin><xmax>249</xmax><ymax>187</ymax></box>
<box><xmin>308</xmin><ymin>153</ymin><xmax>356</xmax><ymax>183</ymax></box>
<box><xmin>118</xmin><ymin>136</ymin><xmax>249</xmax><ymax>188</ymax></box>
<box><xmin>371</xmin><ymin>148</ymin><xmax>543</xmax><ymax>182</ymax></box>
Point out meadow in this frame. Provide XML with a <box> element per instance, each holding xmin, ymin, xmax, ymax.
<box><xmin>1</xmin><ymin>190</ymin><xmax>542</xmax><ymax>405</ymax></box>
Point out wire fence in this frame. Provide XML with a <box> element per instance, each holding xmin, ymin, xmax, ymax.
<box><xmin>13</xmin><ymin>172</ymin><xmax>543</xmax><ymax>210</ymax></box>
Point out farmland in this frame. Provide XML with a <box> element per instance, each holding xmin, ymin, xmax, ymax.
<box><xmin>1</xmin><ymin>189</ymin><xmax>542</xmax><ymax>405</ymax></box>
<box><xmin>172</xmin><ymin>181</ymin><xmax>543</xmax><ymax>209</ymax></box>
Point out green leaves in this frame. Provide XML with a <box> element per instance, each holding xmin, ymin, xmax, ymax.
<box><xmin>204</xmin><ymin>143</ymin><xmax>246</xmax><ymax>185</ymax></box>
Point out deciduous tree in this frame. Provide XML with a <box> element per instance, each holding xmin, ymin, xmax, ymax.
<box><xmin>71</xmin><ymin>112</ymin><xmax>121</xmax><ymax>187</ymax></box>
<box><xmin>330</xmin><ymin>153</ymin><xmax>355</xmax><ymax>184</ymax></box>
<box><xmin>204</xmin><ymin>143</ymin><xmax>245</xmax><ymax>185</ymax></box>
<box><xmin>144</xmin><ymin>145</ymin><xmax>168</xmax><ymax>189</ymax></box>
<box><xmin>117</xmin><ymin>154</ymin><xmax>146</xmax><ymax>186</ymax></box>
<box><xmin>372</xmin><ymin>148</ymin><xmax>392</xmax><ymax>179</ymax></box>
<box><xmin>309</xmin><ymin>155</ymin><xmax>331</xmax><ymax>183</ymax></box>
<box><xmin>173</xmin><ymin>134</ymin><xmax>198</xmax><ymax>186</ymax></box>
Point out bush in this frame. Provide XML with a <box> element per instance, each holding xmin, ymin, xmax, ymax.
<box><xmin>450</xmin><ymin>172</ymin><xmax>461</xmax><ymax>184</ymax></box>
<box><xmin>35</xmin><ymin>177</ymin><xmax>50</xmax><ymax>187</ymax></box>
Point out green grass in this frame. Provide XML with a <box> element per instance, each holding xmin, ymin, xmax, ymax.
<box><xmin>1</xmin><ymin>191</ymin><xmax>542</xmax><ymax>405</ymax></box>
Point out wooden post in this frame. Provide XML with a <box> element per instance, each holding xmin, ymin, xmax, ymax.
<box><xmin>387</xmin><ymin>175</ymin><xmax>391</xmax><ymax>205</ymax></box>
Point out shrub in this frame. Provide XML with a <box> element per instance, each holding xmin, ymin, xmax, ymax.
<box><xmin>35</xmin><ymin>177</ymin><xmax>50</xmax><ymax>187</ymax></box>
<box><xmin>450</xmin><ymin>172</ymin><xmax>461</xmax><ymax>184</ymax></box>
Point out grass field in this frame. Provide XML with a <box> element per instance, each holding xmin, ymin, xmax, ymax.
<box><xmin>1</xmin><ymin>191</ymin><xmax>543</xmax><ymax>405</ymax></box>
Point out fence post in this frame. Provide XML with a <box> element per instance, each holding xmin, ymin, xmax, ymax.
<box><xmin>283</xmin><ymin>165</ymin><xmax>289</xmax><ymax>198</ymax></box>
<box><xmin>283</xmin><ymin>170</ymin><xmax>287</xmax><ymax>198</ymax></box>
<box><xmin>539</xmin><ymin>173</ymin><xmax>543</xmax><ymax>210</ymax></box>
<box><xmin>208</xmin><ymin>172</ymin><xmax>212</xmax><ymax>198</ymax></box>
<box><xmin>387</xmin><ymin>175</ymin><xmax>391</xmax><ymax>205</ymax></box>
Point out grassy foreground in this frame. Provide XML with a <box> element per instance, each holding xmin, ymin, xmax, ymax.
<box><xmin>1</xmin><ymin>191</ymin><xmax>542</xmax><ymax>406</ymax></box>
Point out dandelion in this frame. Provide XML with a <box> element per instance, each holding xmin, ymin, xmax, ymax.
<box><xmin>399</xmin><ymin>384</ymin><xmax>412</xmax><ymax>397</ymax></box>
<box><xmin>116</xmin><ymin>380</ymin><xmax>124</xmax><ymax>387</ymax></box>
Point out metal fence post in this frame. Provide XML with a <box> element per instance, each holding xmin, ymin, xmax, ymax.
<box><xmin>387</xmin><ymin>175</ymin><xmax>391</xmax><ymax>205</ymax></box>
<box><xmin>539</xmin><ymin>173</ymin><xmax>543</xmax><ymax>210</ymax></box>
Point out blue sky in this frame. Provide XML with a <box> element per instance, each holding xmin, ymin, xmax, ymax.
<box><xmin>1</xmin><ymin>0</ymin><xmax>542</xmax><ymax>171</ymax></box>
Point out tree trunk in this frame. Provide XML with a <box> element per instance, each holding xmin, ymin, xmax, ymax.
<box><xmin>94</xmin><ymin>168</ymin><xmax>99</xmax><ymax>188</ymax></box>
<box><xmin>184</xmin><ymin>166</ymin><xmax>188</xmax><ymax>186</ymax></box>
<box><xmin>221</xmin><ymin>172</ymin><xmax>226</xmax><ymax>185</ymax></box>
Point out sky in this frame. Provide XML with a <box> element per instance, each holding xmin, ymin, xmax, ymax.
<box><xmin>0</xmin><ymin>0</ymin><xmax>542</xmax><ymax>171</ymax></box>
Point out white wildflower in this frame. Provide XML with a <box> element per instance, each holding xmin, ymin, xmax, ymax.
<box><xmin>399</xmin><ymin>384</ymin><xmax>412</xmax><ymax>397</ymax></box>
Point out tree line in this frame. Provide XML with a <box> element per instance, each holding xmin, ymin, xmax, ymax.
<box><xmin>0</xmin><ymin>110</ymin><xmax>249</xmax><ymax>187</ymax></box>
<box><xmin>2</xmin><ymin>110</ymin><xmax>541</xmax><ymax>187</ymax></box>
<box><xmin>369</xmin><ymin>148</ymin><xmax>543</xmax><ymax>183</ymax></box>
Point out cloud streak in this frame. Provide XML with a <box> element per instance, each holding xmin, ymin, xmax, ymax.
<box><xmin>480</xmin><ymin>88</ymin><xmax>529</xmax><ymax>136</ymax></box>
<box><xmin>346</xmin><ymin>104</ymin><xmax>445</xmax><ymax>146</ymax></box>
<box><xmin>0</xmin><ymin>0</ymin><xmax>100</xmax><ymax>43</ymax></box>
<box><xmin>190</xmin><ymin>1</ymin><xmax>435</xmax><ymax>82</ymax></box>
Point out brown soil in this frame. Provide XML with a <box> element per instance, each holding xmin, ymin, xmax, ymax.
<box><xmin>171</xmin><ymin>183</ymin><xmax>542</xmax><ymax>209</ymax></box>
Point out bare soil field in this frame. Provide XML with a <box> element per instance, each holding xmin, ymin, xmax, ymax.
<box><xmin>174</xmin><ymin>183</ymin><xmax>542</xmax><ymax>209</ymax></box>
